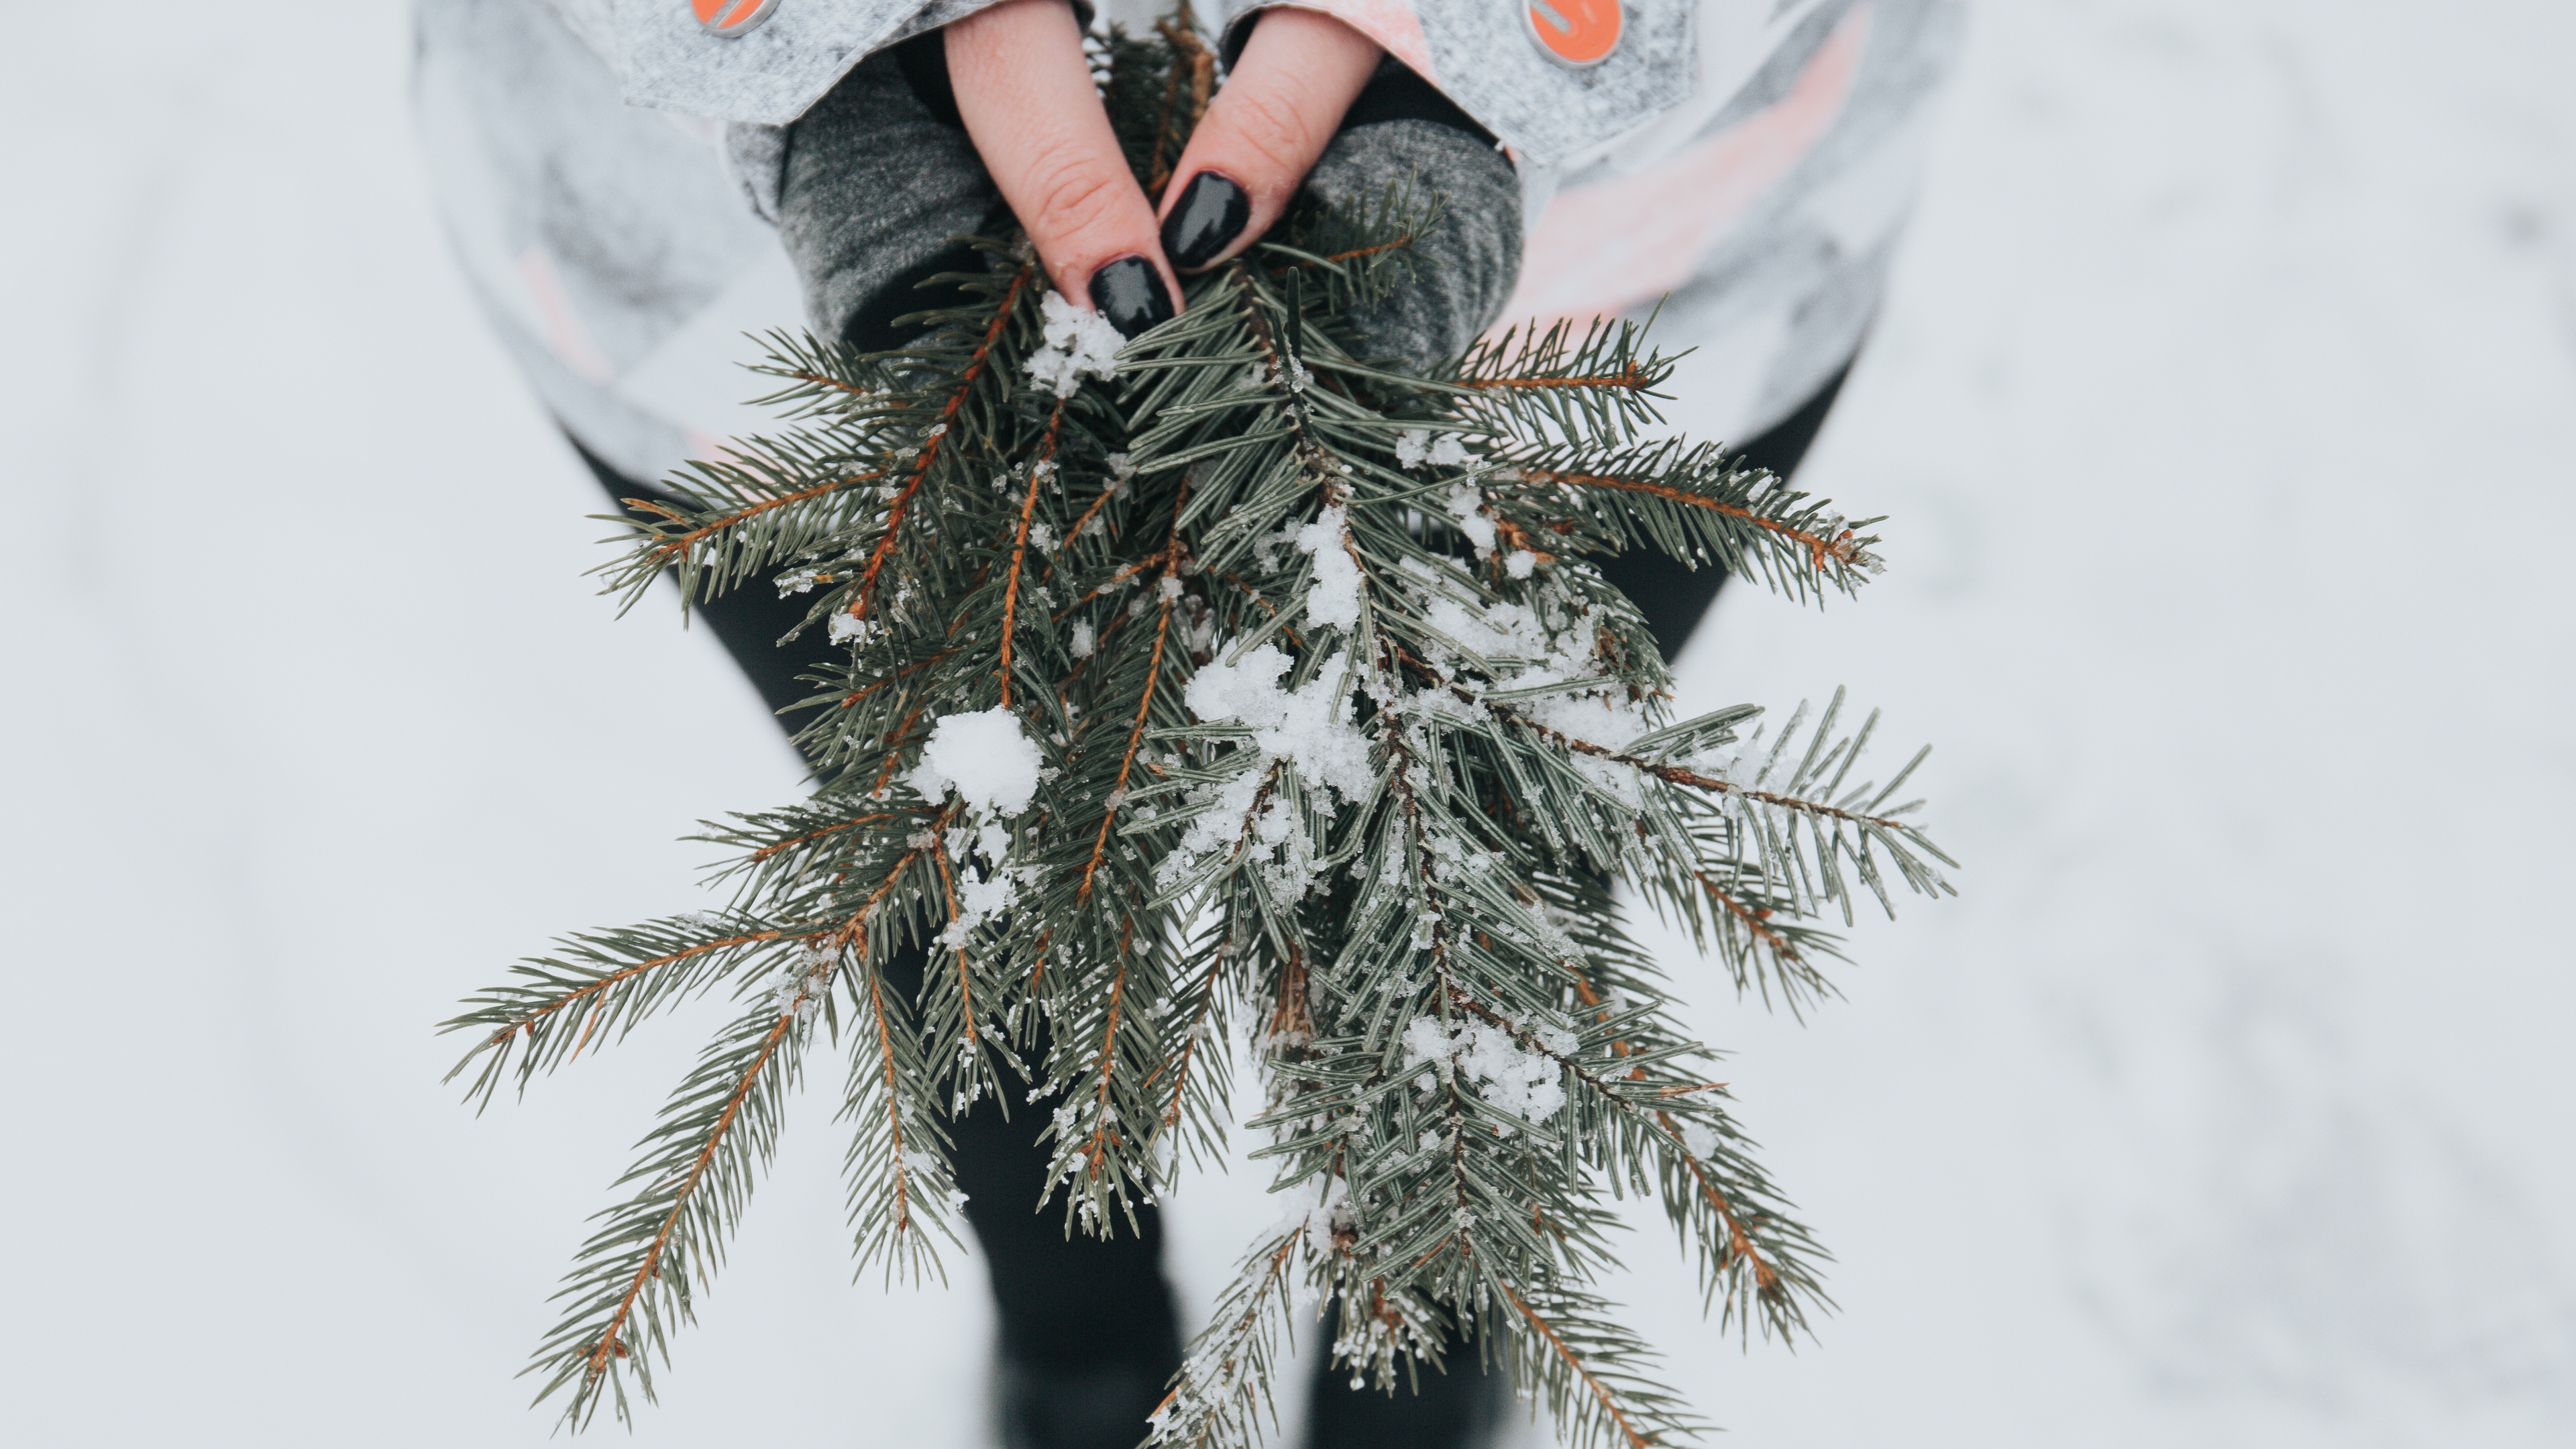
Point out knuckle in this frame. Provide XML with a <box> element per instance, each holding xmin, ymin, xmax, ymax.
<box><xmin>1023</xmin><ymin>152</ymin><xmax>1130</xmax><ymax>243</ymax></box>
<box><xmin>1220</xmin><ymin>89</ymin><xmax>1324</xmax><ymax>182</ymax></box>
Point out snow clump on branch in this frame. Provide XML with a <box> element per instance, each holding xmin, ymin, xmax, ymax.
<box><xmin>1026</xmin><ymin>291</ymin><xmax>1125</xmax><ymax>397</ymax></box>
<box><xmin>1294</xmin><ymin>504</ymin><xmax>1362</xmax><ymax>632</ymax></box>
<box><xmin>1395</xmin><ymin>429</ymin><xmax>1470</xmax><ymax>470</ymax></box>
<box><xmin>1181</xmin><ymin>645</ymin><xmax>1374</xmax><ymax>806</ymax></box>
<box><xmin>908</xmin><ymin>708</ymin><xmax>1044</xmax><ymax>816</ymax></box>
<box><xmin>1401</xmin><ymin>1014</ymin><xmax>1576</xmax><ymax>1125</ymax></box>
<box><xmin>1157</xmin><ymin>643</ymin><xmax>1374</xmax><ymax>895</ymax></box>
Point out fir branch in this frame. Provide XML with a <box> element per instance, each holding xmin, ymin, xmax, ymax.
<box><xmin>847</xmin><ymin>264</ymin><xmax>1040</xmax><ymax>626</ymax></box>
<box><xmin>532</xmin><ymin>1000</ymin><xmax>809</xmax><ymax>1428</ymax></box>
<box><xmin>1081</xmin><ymin>586</ymin><xmax>1177</xmax><ymax>902</ymax></box>
<box><xmin>457</xmin><ymin>22</ymin><xmax>1960</xmax><ymax>1438</ymax></box>
<box><xmin>1146</xmin><ymin>1229</ymin><xmax>1305</xmax><ymax>1448</ymax></box>
<box><xmin>1500</xmin><ymin>1284</ymin><xmax>1703</xmax><ymax>1449</ymax></box>
<box><xmin>443</xmin><ymin>923</ymin><xmax>800</xmax><ymax>1106</ymax></box>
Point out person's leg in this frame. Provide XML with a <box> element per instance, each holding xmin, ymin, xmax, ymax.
<box><xmin>1301</xmin><ymin>359</ymin><xmax>1855</xmax><ymax>1448</ymax></box>
<box><xmin>566</xmin><ymin>436</ymin><xmax>1181</xmax><ymax>1449</ymax></box>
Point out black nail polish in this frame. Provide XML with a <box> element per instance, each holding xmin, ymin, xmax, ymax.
<box><xmin>1160</xmin><ymin>171</ymin><xmax>1251</xmax><ymax>270</ymax></box>
<box><xmin>1088</xmin><ymin>256</ymin><xmax>1176</xmax><ymax>339</ymax></box>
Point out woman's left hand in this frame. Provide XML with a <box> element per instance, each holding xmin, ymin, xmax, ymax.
<box><xmin>945</xmin><ymin>0</ymin><xmax>1383</xmax><ymax>334</ymax></box>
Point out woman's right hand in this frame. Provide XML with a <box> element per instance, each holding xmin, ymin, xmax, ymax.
<box><xmin>780</xmin><ymin>0</ymin><xmax>1521</xmax><ymax>366</ymax></box>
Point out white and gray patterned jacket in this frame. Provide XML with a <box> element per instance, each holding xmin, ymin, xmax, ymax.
<box><xmin>415</xmin><ymin>0</ymin><xmax>1960</xmax><ymax>490</ymax></box>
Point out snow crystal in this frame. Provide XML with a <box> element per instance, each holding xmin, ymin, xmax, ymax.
<box><xmin>1504</xmin><ymin>549</ymin><xmax>1538</xmax><ymax>580</ymax></box>
<box><xmin>1069</xmin><ymin>621</ymin><xmax>1095</xmax><ymax>658</ymax></box>
<box><xmin>1181</xmin><ymin>645</ymin><xmax>1373</xmax><ymax>804</ymax></box>
<box><xmin>938</xmin><ymin>866</ymin><xmax>1023</xmax><ymax>948</ymax></box>
<box><xmin>1025</xmin><ymin>292</ymin><xmax>1125</xmax><ymax>397</ymax></box>
<box><xmin>908</xmin><ymin>708</ymin><xmax>1044</xmax><ymax>816</ymax></box>
<box><xmin>1444</xmin><ymin>482</ymin><xmax>1497</xmax><ymax>555</ymax></box>
<box><xmin>1250</xmin><ymin>525</ymin><xmax>1299</xmax><ymax>574</ymax></box>
<box><xmin>1158</xmin><ymin>643</ymin><xmax>1376</xmax><ymax>898</ymax></box>
<box><xmin>1027</xmin><ymin>522</ymin><xmax>1056</xmax><ymax>551</ymax></box>
<box><xmin>1295</xmin><ymin>504</ymin><xmax>1362</xmax><ymax>632</ymax></box>
<box><xmin>770</xmin><ymin>943</ymin><xmax>837</xmax><ymax>1023</ymax></box>
<box><xmin>1678</xmin><ymin>1118</ymin><xmax>1721</xmax><ymax>1162</ymax></box>
<box><xmin>1268</xmin><ymin>1173</ymin><xmax>1352</xmax><ymax>1264</ymax></box>
<box><xmin>1401</xmin><ymin>1014</ymin><xmax>1574</xmax><ymax>1124</ymax></box>
<box><xmin>1395</xmin><ymin>429</ymin><xmax>1472</xmax><ymax>470</ymax></box>
<box><xmin>826</xmin><ymin>610</ymin><xmax>880</xmax><ymax>647</ymax></box>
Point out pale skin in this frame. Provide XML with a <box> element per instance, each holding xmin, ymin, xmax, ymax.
<box><xmin>947</xmin><ymin>0</ymin><xmax>1385</xmax><ymax>318</ymax></box>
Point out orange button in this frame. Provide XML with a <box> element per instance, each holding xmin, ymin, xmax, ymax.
<box><xmin>1525</xmin><ymin>0</ymin><xmax>1622</xmax><ymax>67</ymax></box>
<box><xmin>694</xmin><ymin>0</ymin><xmax>777</xmax><ymax>38</ymax></box>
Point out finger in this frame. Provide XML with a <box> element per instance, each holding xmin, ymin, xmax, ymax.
<box><xmin>946</xmin><ymin>0</ymin><xmax>1181</xmax><ymax>337</ymax></box>
<box><xmin>1155</xmin><ymin>10</ymin><xmax>1382</xmax><ymax>273</ymax></box>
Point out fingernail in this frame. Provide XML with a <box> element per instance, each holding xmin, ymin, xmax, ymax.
<box><xmin>1160</xmin><ymin>171</ymin><xmax>1251</xmax><ymax>270</ymax></box>
<box><xmin>1088</xmin><ymin>256</ymin><xmax>1176</xmax><ymax>339</ymax></box>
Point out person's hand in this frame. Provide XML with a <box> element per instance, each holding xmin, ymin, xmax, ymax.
<box><xmin>777</xmin><ymin>0</ymin><xmax>1522</xmax><ymax>370</ymax></box>
<box><xmin>945</xmin><ymin>0</ymin><xmax>1382</xmax><ymax>335</ymax></box>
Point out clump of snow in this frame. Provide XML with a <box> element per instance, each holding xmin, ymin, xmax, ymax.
<box><xmin>1444</xmin><ymin>482</ymin><xmax>1497</xmax><ymax>555</ymax></box>
<box><xmin>1249</xmin><ymin>525</ymin><xmax>1300</xmax><ymax>574</ymax></box>
<box><xmin>1677</xmin><ymin>1117</ymin><xmax>1722</xmax><ymax>1162</ymax></box>
<box><xmin>1395</xmin><ymin>429</ymin><xmax>1472</xmax><ymax>470</ymax></box>
<box><xmin>770</xmin><ymin>941</ymin><xmax>838</xmax><ymax>1023</ymax></box>
<box><xmin>1159</xmin><ymin>643</ymin><xmax>1375</xmax><ymax>898</ymax></box>
<box><xmin>1182</xmin><ymin>645</ymin><xmax>1373</xmax><ymax>804</ymax></box>
<box><xmin>938</xmin><ymin>864</ymin><xmax>1030</xmax><ymax>948</ymax></box>
<box><xmin>1026</xmin><ymin>292</ymin><xmax>1125</xmax><ymax>397</ymax></box>
<box><xmin>908</xmin><ymin>708</ymin><xmax>1044</xmax><ymax>816</ymax></box>
<box><xmin>1401</xmin><ymin>1014</ymin><xmax>1575</xmax><ymax>1124</ymax></box>
<box><xmin>1295</xmin><ymin>504</ymin><xmax>1362</xmax><ymax>631</ymax></box>
<box><xmin>1069</xmin><ymin>620</ymin><xmax>1095</xmax><ymax>658</ymax></box>
<box><xmin>1269</xmin><ymin>1173</ymin><xmax>1353</xmax><ymax>1263</ymax></box>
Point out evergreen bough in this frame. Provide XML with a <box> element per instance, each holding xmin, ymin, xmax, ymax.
<box><xmin>445</xmin><ymin>17</ymin><xmax>1957</xmax><ymax>1444</ymax></box>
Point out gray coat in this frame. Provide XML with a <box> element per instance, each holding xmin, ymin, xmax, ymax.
<box><xmin>413</xmin><ymin>0</ymin><xmax>1960</xmax><ymax>490</ymax></box>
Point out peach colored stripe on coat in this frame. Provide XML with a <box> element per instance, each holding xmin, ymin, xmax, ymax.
<box><xmin>518</xmin><ymin>246</ymin><xmax>614</xmax><ymax>383</ymax></box>
<box><xmin>1498</xmin><ymin>3</ymin><xmax>1870</xmax><ymax>331</ymax></box>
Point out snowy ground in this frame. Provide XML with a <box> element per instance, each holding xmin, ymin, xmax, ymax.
<box><xmin>5</xmin><ymin>1</ymin><xmax>2573</xmax><ymax>1445</ymax></box>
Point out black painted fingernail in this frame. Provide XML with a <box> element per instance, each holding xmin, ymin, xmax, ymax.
<box><xmin>1088</xmin><ymin>256</ymin><xmax>1176</xmax><ymax>339</ymax></box>
<box><xmin>1161</xmin><ymin>171</ymin><xmax>1252</xmax><ymax>270</ymax></box>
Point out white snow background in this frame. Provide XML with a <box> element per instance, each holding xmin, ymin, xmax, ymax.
<box><xmin>4</xmin><ymin>1</ymin><xmax>2573</xmax><ymax>1444</ymax></box>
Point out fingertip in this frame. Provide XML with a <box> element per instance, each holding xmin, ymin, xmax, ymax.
<box><xmin>1087</xmin><ymin>255</ymin><xmax>1179</xmax><ymax>339</ymax></box>
<box><xmin>1160</xmin><ymin>170</ymin><xmax>1252</xmax><ymax>272</ymax></box>
<box><xmin>1153</xmin><ymin>9</ymin><xmax>1382</xmax><ymax>272</ymax></box>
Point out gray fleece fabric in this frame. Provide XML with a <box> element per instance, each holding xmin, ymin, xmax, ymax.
<box><xmin>1300</xmin><ymin>119</ymin><xmax>1523</xmax><ymax>374</ymax></box>
<box><xmin>777</xmin><ymin>51</ymin><xmax>1000</xmax><ymax>352</ymax></box>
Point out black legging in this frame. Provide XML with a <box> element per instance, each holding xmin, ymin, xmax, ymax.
<box><xmin>566</xmin><ymin>361</ymin><xmax>1847</xmax><ymax>1449</ymax></box>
